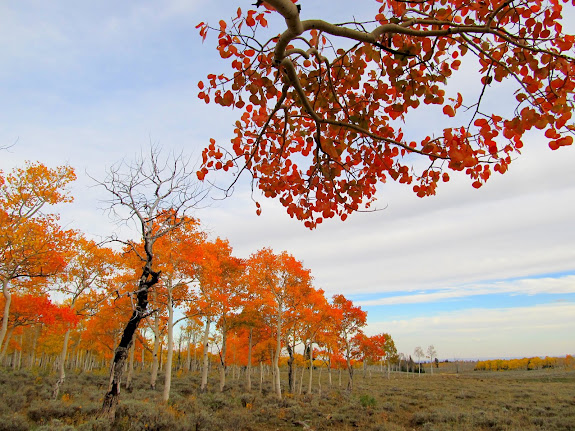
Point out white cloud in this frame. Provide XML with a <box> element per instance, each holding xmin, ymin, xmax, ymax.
<box><xmin>204</xmin><ymin>138</ymin><xmax>575</xmax><ymax>295</ymax></box>
<box><xmin>356</xmin><ymin>276</ymin><xmax>575</xmax><ymax>306</ymax></box>
<box><xmin>366</xmin><ymin>302</ymin><xmax>575</xmax><ymax>359</ymax></box>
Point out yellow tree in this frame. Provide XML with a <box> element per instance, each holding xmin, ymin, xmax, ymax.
<box><xmin>192</xmin><ymin>237</ymin><xmax>244</xmax><ymax>393</ymax></box>
<box><xmin>0</xmin><ymin>162</ymin><xmax>75</xmax><ymax>359</ymax></box>
<box><xmin>50</xmin><ymin>234</ymin><xmax>120</xmax><ymax>399</ymax></box>
<box><xmin>153</xmin><ymin>216</ymin><xmax>205</xmax><ymax>401</ymax></box>
<box><xmin>332</xmin><ymin>294</ymin><xmax>367</xmax><ymax>391</ymax></box>
<box><xmin>245</xmin><ymin>248</ymin><xmax>312</xmax><ymax>399</ymax></box>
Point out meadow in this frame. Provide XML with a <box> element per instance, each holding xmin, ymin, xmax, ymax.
<box><xmin>0</xmin><ymin>362</ymin><xmax>574</xmax><ymax>431</ymax></box>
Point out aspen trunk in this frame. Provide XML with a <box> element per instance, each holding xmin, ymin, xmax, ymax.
<box><xmin>98</xmin><ymin>265</ymin><xmax>159</xmax><ymax>420</ymax></box>
<box><xmin>218</xmin><ymin>324</ymin><xmax>227</xmax><ymax>392</ymax></box>
<box><xmin>185</xmin><ymin>332</ymin><xmax>191</xmax><ymax>372</ymax></box>
<box><xmin>150</xmin><ymin>293</ymin><xmax>160</xmax><ymax>390</ymax></box>
<box><xmin>83</xmin><ymin>351</ymin><xmax>90</xmax><ymax>372</ymax></box>
<box><xmin>28</xmin><ymin>326</ymin><xmax>40</xmax><ymax>368</ymax></box>
<box><xmin>200</xmin><ymin>319</ymin><xmax>211</xmax><ymax>392</ymax></box>
<box><xmin>0</xmin><ymin>327</ymin><xmax>14</xmax><ymax>362</ymax></box>
<box><xmin>0</xmin><ymin>278</ymin><xmax>12</xmax><ymax>362</ymax></box>
<box><xmin>126</xmin><ymin>336</ymin><xmax>136</xmax><ymax>390</ymax></box>
<box><xmin>259</xmin><ymin>361</ymin><xmax>263</xmax><ymax>393</ymax></box>
<box><xmin>328</xmin><ymin>356</ymin><xmax>332</xmax><ymax>387</ymax></box>
<box><xmin>162</xmin><ymin>290</ymin><xmax>175</xmax><ymax>402</ymax></box>
<box><xmin>307</xmin><ymin>340</ymin><xmax>314</xmax><ymax>395</ymax></box>
<box><xmin>273</xmin><ymin>305</ymin><xmax>283</xmax><ymax>399</ymax></box>
<box><xmin>246</xmin><ymin>328</ymin><xmax>253</xmax><ymax>391</ymax></box>
<box><xmin>52</xmin><ymin>327</ymin><xmax>71</xmax><ymax>399</ymax></box>
<box><xmin>286</xmin><ymin>341</ymin><xmax>295</xmax><ymax>393</ymax></box>
<box><xmin>192</xmin><ymin>330</ymin><xmax>198</xmax><ymax>372</ymax></box>
<box><xmin>346</xmin><ymin>340</ymin><xmax>354</xmax><ymax>392</ymax></box>
<box><xmin>15</xmin><ymin>332</ymin><xmax>23</xmax><ymax>370</ymax></box>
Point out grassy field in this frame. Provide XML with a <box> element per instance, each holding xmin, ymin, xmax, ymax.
<box><xmin>0</xmin><ymin>363</ymin><xmax>574</xmax><ymax>430</ymax></box>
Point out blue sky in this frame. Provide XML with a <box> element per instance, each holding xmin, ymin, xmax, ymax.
<box><xmin>1</xmin><ymin>0</ymin><xmax>574</xmax><ymax>359</ymax></box>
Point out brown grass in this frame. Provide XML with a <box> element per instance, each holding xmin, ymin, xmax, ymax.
<box><xmin>0</xmin><ymin>364</ymin><xmax>574</xmax><ymax>430</ymax></box>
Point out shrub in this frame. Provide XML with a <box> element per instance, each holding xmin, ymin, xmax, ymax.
<box><xmin>192</xmin><ymin>408</ymin><xmax>223</xmax><ymax>431</ymax></box>
<box><xmin>114</xmin><ymin>399</ymin><xmax>190</xmax><ymax>431</ymax></box>
<box><xmin>198</xmin><ymin>392</ymin><xmax>234</xmax><ymax>411</ymax></box>
<box><xmin>27</xmin><ymin>400</ymin><xmax>83</xmax><ymax>424</ymax></box>
<box><xmin>2</xmin><ymin>391</ymin><xmax>27</xmax><ymax>411</ymax></box>
<box><xmin>359</xmin><ymin>394</ymin><xmax>377</xmax><ymax>408</ymax></box>
<box><xmin>76</xmin><ymin>417</ymin><xmax>111</xmax><ymax>431</ymax></box>
<box><xmin>0</xmin><ymin>414</ymin><xmax>29</xmax><ymax>431</ymax></box>
<box><xmin>34</xmin><ymin>419</ymin><xmax>76</xmax><ymax>431</ymax></box>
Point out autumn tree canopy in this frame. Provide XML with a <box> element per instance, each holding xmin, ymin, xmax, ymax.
<box><xmin>198</xmin><ymin>0</ymin><xmax>575</xmax><ymax>227</ymax></box>
<box><xmin>0</xmin><ymin>163</ymin><xmax>75</xmax><ymax>362</ymax></box>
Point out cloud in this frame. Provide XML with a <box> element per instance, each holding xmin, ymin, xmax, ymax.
<box><xmin>205</xmin><ymin>139</ymin><xmax>575</xmax><ymax>296</ymax></box>
<box><xmin>356</xmin><ymin>275</ymin><xmax>575</xmax><ymax>306</ymax></box>
<box><xmin>366</xmin><ymin>302</ymin><xmax>575</xmax><ymax>358</ymax></box>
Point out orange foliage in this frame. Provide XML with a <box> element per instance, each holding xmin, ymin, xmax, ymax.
<box><xmin>197</xmin><ymin>0</ymin><xmax>575</xmax><ymax>228</ymax></box>
<box><xmin>0</xmin><ymin>293</ymin><xmax>78</xmax><ymax>329</ymax></box>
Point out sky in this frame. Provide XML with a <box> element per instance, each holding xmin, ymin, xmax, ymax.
<box><xmin>1</xmin><ymin>0</ymin><xmax>574</xmax><ymax>360</ymax></box>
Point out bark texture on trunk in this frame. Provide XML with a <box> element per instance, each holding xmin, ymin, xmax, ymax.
<box><xmin>286</xmin><ymin>340</ymin><xmax>295</xmax><ymax>393</ymax></box>
<box><xmin>218</xmin><ymin>323</ymin><xmax>227</xmax><ymax>392</ymax></box>
<box><xmin>126</xmin><ymin>340</ymin><xmax>135</xmax><ymax>390</ymax></box>
<box><xmin>99</xmin><ymin>266</ymin><xmax>159</xmax><ymax>420</ymax></box>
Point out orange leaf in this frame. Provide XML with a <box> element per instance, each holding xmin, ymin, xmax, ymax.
<box><xmin>443</xmin><ymin>105</ymin><xmax>455</xmax><ymax>117</ymax></box>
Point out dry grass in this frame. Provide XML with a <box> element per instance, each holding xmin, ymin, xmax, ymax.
<box><xmin>0</xmin><ymin>364</ymin><xmax>574</xmax><ymax>430</ymax></box>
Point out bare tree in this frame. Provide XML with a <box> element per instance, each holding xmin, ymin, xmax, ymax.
<box><xmin>414</xmin><ymin>346</ymin><xmax>424</xmax><ymax>375</ymax></box>
<box><xmin>95</xmin><ymin>146</ymin><xmax>208</xmax><ymax>419</ymax></box>
<box><xmin>426</xmin><ymin>345</ymin><xmax>437</xmax><ymax>375</ymax></box>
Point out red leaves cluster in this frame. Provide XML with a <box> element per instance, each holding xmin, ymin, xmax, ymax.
<box><xmin>1</xmin><ymin>294</ymin><xmax>79</xmax><ymax>329</ymax></box>
<box><xmin>196</xmin><ymin>0</ymin><xmax>574</xmax><ymax>228</ymax></box>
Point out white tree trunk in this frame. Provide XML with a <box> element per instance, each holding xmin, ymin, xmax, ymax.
<box><xmin>162</xmin><ymin>291</ymin><xmax>174</xmax><ymax>402</ymax></box>
<box><xmin>185</xmin><ymin>332</ymin><xmax>191</xmax><ymax>372</ymax></box>
<box><xmin>273</xmin><ymin>305</ymin><xmax>283</xmax><ymax>399</ymax></box>
<box><xmin>0</xmin><ymin>327</ymin><xmax>14</xmax><ymax>363</ymax></box>
<box><xmin>0</xmin><ymin>279</ymin><xmax>12</xmax><ymax>362</ymax></box>
<box><xmin>126</xmin><ymin>341</ymin><xmax>135</xmax><ymax>390</ymax></box>
<box><xmin>150</xmin><ymin>293</ymin><xmax>161</xmax><ymax>390</ymax></box>
<box><xmin>200</xmin><ymin>319</ymin><xmax>211</xmax><ymax>392</ymax></box>
<box><xmin>307</xmin><ymin>340</ymin><xmax>314</xmax><ymax>394</ymax></box>
<box><xmin>219</xmin><ymin>323</ymin><xmax>227</xmax><ymax>392</ymax></box>
<box><xmin>52</xmin><ymin>327</ymin><xmax>71</xmax><ymax>399</ymax></box>
<box><xmin>259</xmin><ymin>361</ymin><xmax>263</xmax><ymax>393</ymax></box>
<box><xmin>246</xmin><ymin>328</ymin><xmax>253</xmax><ymax>391</ymax></box>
